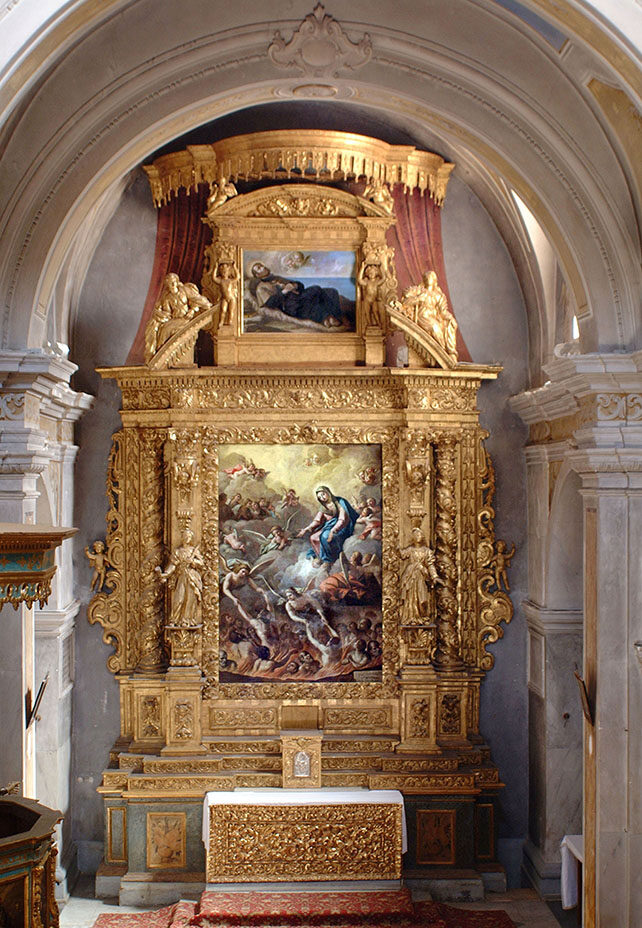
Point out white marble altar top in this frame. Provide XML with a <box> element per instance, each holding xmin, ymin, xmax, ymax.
<box><xmin>202</xmin><ymin>788</ymin><xmax>407</xmax><ymax>852</ymax></box>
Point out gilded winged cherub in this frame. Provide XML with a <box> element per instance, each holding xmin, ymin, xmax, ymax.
<box><xmin>144</xmin><ymin>273</ymin><xmax>213</xmax><ymax>362</ymax></box>
<box><xmin>155</xmin><ymin>528</ymin><xmax>205</xmax><ymax>626</ymax></box>
<box><xmin>85</xmin><ymin>540</ymin><xmax>111</xmax><ymax>592</ymax></box>
<box><xmin>358</xmin><ymin>262</ymin><xmax>386</xmax><ymax>328</ymax></box>
<box><xmin>206</xmin><ymin>176</ymin><xmax>237</xmax><ymax>212</ymax></box>
<box><xmin>399</xmin><ymin>527</ymin><xmax>442</xmax><ymax>625</ymax></box>
<box><xmin>362</xmin><ymin>178</ymin><xmax>394</xmax><ymax>215</ymax></box>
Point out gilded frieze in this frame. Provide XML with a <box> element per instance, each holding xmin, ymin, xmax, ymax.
<box><xmin>371</xmin><ymin>773</ymin><xmax>476</xmax><ymax>793</ymax></box>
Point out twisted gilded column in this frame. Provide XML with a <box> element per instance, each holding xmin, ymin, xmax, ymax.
<box><xmin>433</xmin><ymin>436</ymin><xmax>462</xmax><ymax>669</ymax></box>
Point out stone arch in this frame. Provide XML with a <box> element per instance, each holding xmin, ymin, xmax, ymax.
<box><xmin>0</xmin><ymin>1</ymin><xmax>638</xmax><ymax>374</ymax></box>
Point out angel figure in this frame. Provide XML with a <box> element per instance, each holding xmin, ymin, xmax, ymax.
<box><xmin>399</xmin><ymin>527</ymin><xmax>442</xmax><ymax>625</ymax></box>
<box><xmin>221</xmin><ymin>527</ymin><xmax>247</xmax><ymax>554</ymax></box>
<box><xmin>212</xmin><ymin>261</ymin><xmax>239</xmax><ymax>326</ymax></box>
<box><xmin>206</xmin><ymin>176</ymin><xmax>237</xmax><ymax>212</ymax></box>
<box><xmin>144</xmin><ymin>273</ymin><xmax>212</xmax><ymax>362</ymax></box>
<box><xmin>220</xmin><ymin>559</ymin><xmax>271</xmax><ymax>647</ymax></box>
<box><xmin>358</xmin><ymin>262</ymin><xmax>386</xmax><ymax>328</ymax></box>
<box><xmin>85</xmin><ymin>540</ymin><xmax>111</xmax><ymax>592</ymax></box>
<box><xmin>155</xmin><ymin>528</ymin><xmax>205</xmax><ymax>626</ymax></box>
<box><xmin>362</xmin><ymin>178</ymin><xmax>394</xmax><ymax>215</ymax></box>
<box><xmin>492</xmin><ymin>540</ymin><xmax>515</xmax><ymax>592</ymax></box>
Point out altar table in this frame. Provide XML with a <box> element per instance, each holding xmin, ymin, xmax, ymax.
<box><xmin>203</xmin><ymin>789</ymin><xmax>406</xmax><ymax>882</ymax></box>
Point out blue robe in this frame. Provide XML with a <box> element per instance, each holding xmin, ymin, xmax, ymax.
<box><xmin>307</xmin><ymin>497</ymin><xmax>359</xmax><ymax>564</ymax></box>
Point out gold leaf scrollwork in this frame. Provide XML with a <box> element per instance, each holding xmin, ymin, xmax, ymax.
<box><xmin>433</xmin><ymin>438</ymin><xmax>462</xmax><ymax>668</ymax></box>
<box><xmin>88</xmin><ymin>432</ymin><xmax>126</xmax><ymax>673</ymax></box>
<box><xmin>477</xmin><ymin>443</ymin><xmax>515</xmax><ymax>670</ymax></box>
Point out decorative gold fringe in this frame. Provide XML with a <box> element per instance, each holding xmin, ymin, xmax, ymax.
<box><xmin>143</xmin><ymin>130</ymin><xmax>454</xmax><ymax>207</ymax></box>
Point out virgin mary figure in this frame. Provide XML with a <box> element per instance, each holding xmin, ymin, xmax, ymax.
<box><xmin>297</xmin><ymin>486</ymin><xmax>359</xmax><ymax>566</ymax></box>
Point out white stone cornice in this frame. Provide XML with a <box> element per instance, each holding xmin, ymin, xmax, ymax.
<box><xmin>524</xmin><ymin>600</ymin><xmax>583</xmax><ymax>633</ymax></box>
<box><xmin>510</xmin><ymin>351</ymin><xmax>642</xmax><ymax>427</ymax></box>
<box><xmin>34</xmin><ymin>599</ymin><xmax>79</xmax><ymax>638</ymax></box>
<box><xmin>567</xmin><ymin>447</ymin><xmax>642</xmax><ymax>486</ymax></box>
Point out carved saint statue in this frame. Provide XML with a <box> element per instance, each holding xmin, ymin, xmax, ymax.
<box><xmin>144</xmin><ymin>273</ymin><xmax>213</xmax><ymax>363</ymax></box>
<box><xmin>399</xmin><ymin>527</ymin><xmax>442</xmax><ymax>625</ymax></box>
<box><xmin>293</xmin><ymin>750</ymin><xmax>311</xmax><ymax>778</ymax></box>
<box><xmin>395</xmin><ymin>270</ymin><xmax>458</xmax><ymax>361</ymax></box>
<box><xmin>155</xmin><ymin>528</ymin><xmax>205</xmax><ymax>626</ymax></box>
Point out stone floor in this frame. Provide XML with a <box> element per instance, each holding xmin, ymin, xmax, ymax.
<box><xmin>59</xmin><ymin>878</ymin><xmax>578</xmax><ymax>928</ymax></box>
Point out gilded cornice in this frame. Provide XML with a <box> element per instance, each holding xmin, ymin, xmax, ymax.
<box><xmin>143</xmin><ymin>130</ymin><xmax>454</xmax><ymax>207</ymax></box>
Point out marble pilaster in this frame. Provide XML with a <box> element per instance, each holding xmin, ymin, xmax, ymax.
<box><xmin>0</xmin><ymin>350</ymin><xmax>91</xmax><ymax>897</ymax></box>
<box><xmin>512</xmin><ymin>349</ymin><xmax>642</xmax><ymax>924</ymax></box>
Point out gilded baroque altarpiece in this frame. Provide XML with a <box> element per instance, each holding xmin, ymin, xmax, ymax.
<box><xmin>90</xmin><ymin>132</ymin><xmax>513</xmax><ymax>882</ymax></box>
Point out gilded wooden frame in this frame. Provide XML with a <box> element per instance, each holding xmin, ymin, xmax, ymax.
<box><xmin>201</xmin><ymin>184</ymin><xmax>398</xmax><ymax>366</ymax></box>
<box><xmin>200</xmin><ymin>421</ymin><xmax>400</xmax><ymax>700</ymax></box>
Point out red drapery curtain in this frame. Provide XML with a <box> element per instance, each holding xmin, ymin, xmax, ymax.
<box><xmin>127</xmin><ymin>182</ymin><xmax>470</xmax><ymax>364</ymax></box>
<box><xmin>127</xmin><ymin>184</ymin><xmax>211</xmax><ymax>364</ymax></box>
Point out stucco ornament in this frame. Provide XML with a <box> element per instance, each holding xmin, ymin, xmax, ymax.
<box><xmin>269</xmin><ymin>3</ymin><xmax>372</xmax><ymax>78</ymax></box>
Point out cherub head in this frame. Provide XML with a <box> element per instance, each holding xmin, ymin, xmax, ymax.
<box><xmin>93</xmin><ymin>540</ymin><xmax>105</xmax><ymax>553</ymax></box>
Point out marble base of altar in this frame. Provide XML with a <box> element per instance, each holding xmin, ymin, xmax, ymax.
<box><xmin>203</xmin><ymin>789</ymin><xmax>405</xmax><ymax>883</ymax></box>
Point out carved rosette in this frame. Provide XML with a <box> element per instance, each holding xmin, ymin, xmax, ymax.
<box><xmin>433</xmin><ymin>436</ymin><xmax>462</xmax><ymax>668</ymax></box>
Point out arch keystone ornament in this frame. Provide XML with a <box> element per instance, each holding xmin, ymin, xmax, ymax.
<box><xmin>268</xmin><ymin>4</ymin><xmax>372</xmax><ymax>78</ymax></box>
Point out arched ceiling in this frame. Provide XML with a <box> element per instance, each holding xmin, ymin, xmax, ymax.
<box><xmin>0</xmin><ymin>0</ymin><xmax>640</xmax><ymax>381</ymax></box>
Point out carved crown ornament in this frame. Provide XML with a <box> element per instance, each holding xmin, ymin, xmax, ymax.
<box><xmin>143</xmin><ymin>129</ymin><xmax>454</xmax><ymax>208</ymax></box>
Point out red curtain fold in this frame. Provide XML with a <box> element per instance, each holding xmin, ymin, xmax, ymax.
<box><xmin>127</xmin><ymin>184</ymin><xmax>211</xmax><ymax>364</ymax></box>
<box><xmin>127</xmin><ymin>181</ymin><xmax>470</xmax><ymax>364</ymax></box>
<box><xmin>386</xmin><ymin>185</ymin><xmax>471</xmax><ymax>362</ymax></box>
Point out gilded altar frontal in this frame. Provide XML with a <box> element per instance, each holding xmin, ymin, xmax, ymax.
<box><xmin>90</xmin><ymin>129</ymin><xmax>515</xmax><ymax>884</ymax></box>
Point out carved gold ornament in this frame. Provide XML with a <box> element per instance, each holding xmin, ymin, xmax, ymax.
<box><xmin>388</xmin><ymin>271</ymin><xmax>459</xmax><ymax>369</ymax></box>
<box><xmin>144</xmin><ymin>130</ymin><xmax>454</xmax><ymax>207</ymax></box>
<box><xmin>144</xmin><ymin>274</ymin><xmax>214</xmax><ymax>369</ymax></box>
<box><xmin>206</xmin><ymin>802</ymin><xmax>402</xmax><ymax>881</ymax></box>
<box><xmin>92</xmin><ymin>342</ymin><xmax>512</xmax><ymax>831</ymax></box>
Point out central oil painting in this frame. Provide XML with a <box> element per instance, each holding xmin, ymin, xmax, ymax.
<box><xmin>218</xmin><ymin>443</ymin><xmax>382</xmax><ymax>683</ymax></box>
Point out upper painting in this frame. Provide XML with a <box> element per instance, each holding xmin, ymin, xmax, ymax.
<box><xmin>243</xmin><ymin>249</ymin><xmax>357</xmax><ymax>333</ymax></box>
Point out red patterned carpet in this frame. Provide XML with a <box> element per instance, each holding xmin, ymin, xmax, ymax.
<box><xmin>92</xmin><ymin>890</ymin><xmax>516</xmax><ymax>928</ymax></box>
